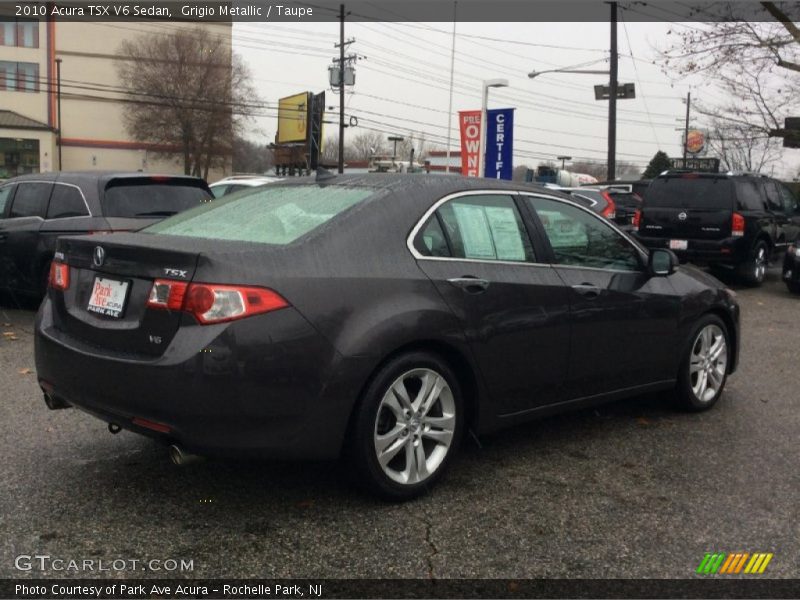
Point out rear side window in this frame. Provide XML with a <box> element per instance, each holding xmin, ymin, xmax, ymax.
<box><xmin>144</xmin><ymin>185</ymin><xmax>373</xmax><ymax>245</ymax></box>
<box><xmin>736</xmin><ymin>180</ymin><xmax>766</xmax><ymax>211</ymax></box>
<box><xmin>46</xmin><ymin>184</ymin><xmax>89</xmax><ymax>219</ymax></box>
<box><xmin>436</xmin><ymin>195</ymin><xmax>535</xmax><ymax>262</ymax></box>
<box><xmin>10</xmin><ymin>182</ymin><xmax>51</xmax><ymax>218</ymax></box>
<box><xmin>414</xmin><ymin>216</ymin><xmax>451</xmax><ymax>257</ymax></box>
<box><xmin>102</xmin><ymin>179</ymin><xmax>212</xmax><ymax>218</ymax></box>
<box><xmin>645</xmin><ymin>178</ymin><xmax>734</xmax><ymax>209</ymax></box>
<box><xmin>0</xmin><ymin>185</ymin><xmax>13</xmax><ymax>216</ymax></box>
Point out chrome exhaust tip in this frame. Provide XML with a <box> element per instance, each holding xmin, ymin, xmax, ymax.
<box><xmin>168</xmin><ymin>445</ymin><xmax>203</xmax><ymax>466</ymax></box>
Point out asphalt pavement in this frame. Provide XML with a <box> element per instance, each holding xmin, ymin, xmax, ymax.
<box><xmin>1</xmin><ymin>267</ymin><xmax>798</xmax><ymax>581</ymax></box>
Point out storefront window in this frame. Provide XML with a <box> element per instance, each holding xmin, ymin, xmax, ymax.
<box><xmin>0</xmin><ymin>138</ymin><xmax>40</xmax><ymax>178</ymax></box>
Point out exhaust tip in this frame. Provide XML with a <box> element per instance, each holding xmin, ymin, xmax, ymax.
<box><xmin>169</xmin><ymin>445</ymin><xmax>202</xmax><ymax>466</ymax></box>
<box><xmin>43</xmin><ymin>393</ymin><xmax>71</xmax><ymax>410</ymax></box>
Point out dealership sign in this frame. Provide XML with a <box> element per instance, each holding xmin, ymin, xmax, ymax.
<box><xmin>484</xmin><ymin>108</ymin><xmax>514</xmax><ymax>180</ymax></box>
<box><xmin>458</xmin><ymin>110</ymin><xmax>482</xmax><ymax>177</ymax></box>
<box><xmin>458</xmin><ymin>108</ymin><xmax>515</xmax><ymax>179</ymax></box>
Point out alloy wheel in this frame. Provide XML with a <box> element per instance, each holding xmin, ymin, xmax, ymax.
<box><xmin>689</xmin><ymin>324</ymin><xmax>728</xmax><ymax>403</ymax></box>
<box><xmin>754</xmin><ymin>246</ymin><xmax>767</xmax><ymax>282</ymax></box>
<box><xmin>373</xmin><ymin>368</ymin><xmax>456</xmax><ymax>485</ymax></box>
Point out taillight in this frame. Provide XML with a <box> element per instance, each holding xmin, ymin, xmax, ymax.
<box><xmin>146</xmin><ymin>280</ymin><xmax>288</xmax><ymax>324</ymax></box>
<box><xmin>49</xmin><ymin>262</ymin><xmax>70</xmax><ymax>290</ymax></box>
<box><xmin>147</xmin><ymin>279</ymin><xmax>188</xmax><ymax>310</ymax></box>
<box><xmin>731</xmin><ymin>212</ymin><xmax>745</xmax><ymax>237</ymax></box>
<box><xmin>600</xmin><ymin>191</ymin><xmax>616</xmax><ymax>219</ymax></box>
<box><xmin>632</xmin><ymin>209</ymin><xmax>642</xmax><ymax>232</ymax></box>
<box><xmin>184</xmin><ymin>283</ymin><xmax>288</xmax><ymax>324</ymax></box>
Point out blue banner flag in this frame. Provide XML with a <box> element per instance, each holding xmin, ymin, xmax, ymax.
<box><xmin>484</xmin><ymin>108</ymin><xmax>514</xmax><ymax>180</ymax></box>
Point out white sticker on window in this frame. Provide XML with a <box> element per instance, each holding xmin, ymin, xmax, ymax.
<box><xmin>453</xmin><ymin>204</ymin><xmax>496</xmax><ymax>259</ymax></box>
<box><xmin>484</xmin><ymin>206</ymin><xmax>525</xmax><ymax>261</ymax></box>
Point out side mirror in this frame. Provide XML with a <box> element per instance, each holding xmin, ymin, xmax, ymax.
<box><xmin>649</xmin><ymin>248</ymin><xmax>678</xmax><ymax>277</ymax></box>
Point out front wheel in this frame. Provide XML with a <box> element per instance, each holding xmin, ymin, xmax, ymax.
<box><xmin>349</xmin><ymin>352</ymin><xmax>463</xmax><ymax>500</ymax></box>
<box><xmin>676</xmin><ymin>315</ymin><xmax>731</xmax><ymax>411</ymax></box>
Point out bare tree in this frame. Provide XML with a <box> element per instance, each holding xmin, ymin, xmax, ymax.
<box><xmin>707</xmin><ymin>119</ymin><xmax>783</xmax><ymax>172</ymax></box>
<box><xmin>349</xmin><ymin>131</ymin><xmax>387</xmax><ymax>161</ymax></box>
<box><xmin>658</xmin><ymin>2</ymin><xmax>799</xmax><ymax>156</ymax></box>
<box><xmin>116</xmin><ymin>27</ymin><xmax>258</xmax><ymax>179</ymax></box>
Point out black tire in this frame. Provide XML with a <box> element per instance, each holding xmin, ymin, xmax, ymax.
<box><xmin>787</xmin><ymin>280</ymin><xmax>800</xmax><ymax>295</ymax></box>
<box><xmin>737</xmin><ymin>240</ymin><xmax>769</xmax><ymax>287</ymax></box>
<box><xmin>676</xmin><ymin>315</ymin><xmax>731</xmax><ymax>412</ymax></box>
<box><xmin>348</xmin><ymin>351</ymin><xmax>464</xmax><ymax>500</ymax></box>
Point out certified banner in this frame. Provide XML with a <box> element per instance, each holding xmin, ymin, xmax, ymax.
<box><xmin>458</xmin><ymin>110</ymin><xmax>482</xmax><ymax>177</ymax></box>
<box><xmin>484</xmin><ymin>108</ymin><xmax>514</xmax><ymax>180</ymax></box>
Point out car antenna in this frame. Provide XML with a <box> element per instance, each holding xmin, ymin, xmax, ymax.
<box><xmin>316</xmin><ymin>167</ymin><xmax>336</xmax><ymax>183</ymax></box>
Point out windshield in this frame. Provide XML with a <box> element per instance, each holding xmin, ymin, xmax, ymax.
<box><xmin>645</xmin><ymin>177</ymin><xmax>733</xmax><ymax>209</ymax></box>
<box><xmin>143</xmin><ymin>185</ymin><xmax>374</xmax><ymax>245</ymax></box>
<box><xmin>102</xmin><ymin>179</ymin><xmax>212</xmax><ymax>218</ymax></box>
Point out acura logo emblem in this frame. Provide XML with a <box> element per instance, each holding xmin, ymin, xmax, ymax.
<box><xmin>678</xmin><ymin>212</ymin><xmax>688</xmax><ymax>221</ymax></box>
<box><xmin>93</xmin><ymin>246</ymin><xmax>105</xmax><ymax>268</ymax></box>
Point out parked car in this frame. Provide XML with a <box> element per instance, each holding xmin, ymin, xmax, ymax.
<box><xmin>35</xmin><ymin>175</ymin><xmax>740</xmax><ymax>499</ymax></box>
<box><xmin>0</xmin><ymin>172</ymin><xmax>212</xmax><ymax>298</ymax></box>
<box><xmin>633</xmin><ymin>171</ymin><xmax>800</xmax><ymax>286</ymax></box>
<box><xmin>209</xmin><ymin>175</ymin><xmax>282</xmax><ymax>198</ymax></box>
<box><xmin>783</xmin><ymin>243</ymin><xmax>800</xmax><ymax>294</ymax></box>
<box><xmin>552</xmin><ymin>186</ymin><xmax>642</xmax><ymax>231</ymax></box>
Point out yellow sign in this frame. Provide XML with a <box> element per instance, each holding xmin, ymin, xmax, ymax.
<box><xmin>277</xmin><ymin>92</ymin><xmax>311</xmax><ymax>144</ymax></box>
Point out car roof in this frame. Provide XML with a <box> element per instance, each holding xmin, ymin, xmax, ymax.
<box><xmin>211</xmin><ymin>177</ymin><xmax>281</xmax><ymax>187</ymax></box>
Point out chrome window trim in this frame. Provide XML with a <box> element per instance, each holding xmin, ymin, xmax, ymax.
<box><xmin>406</xmin><ymin>189</ymin><xmax>649</xmax><ymax>273</ymax></box>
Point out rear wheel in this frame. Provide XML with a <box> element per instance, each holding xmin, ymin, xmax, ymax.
<box><xmin>349</xmin><ymin>351</ymin><xmax>463</xmax><ymax>500</ymax></box>
<box><xmin>738</xmin><ymin>241</ymin><xmax>768</xmax><ymax>286</ymax></box>
<box><xmin>676</xmin><ymin>315</ymin><xmax>730</xmax><ymax>411</ymax></box>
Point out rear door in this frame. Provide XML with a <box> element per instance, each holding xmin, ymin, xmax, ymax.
<box><xmin>778</xmin><ymin>183</ymin><xmax>800</xmax><ymax>246</ymax></box>
<box><xmin>640</xmin><ymin>176</ymin><xmax>735</xmax><ymax>244</ymax></box>
<box><xmin>0</xmin><ymin>181</ymin><xmax>52</xmax><ymax>293</ymax></box>
<box><xmin>524</xmin><ymin>194</ymin><xmax>681</xmax><ymax>399</ymax></box>
<box><xmin>412</xmin><ymin>191</ymin><xmax>571</xmax><ymax>416</ymax></box>
<box><xmin>765</xmin><ymin>180</ymin><xmax>797</xmax><ymax>251</ymax></box>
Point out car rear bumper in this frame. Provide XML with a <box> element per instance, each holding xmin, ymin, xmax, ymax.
<box><xmin>34</xmin><ymin>298</ymin><xmax>365</xmax><ymax>460</ymax></box>
<box><xmin>635</xmin><ymin>235</ymin><xmax>748</xmax><ymax>265</ymax></box>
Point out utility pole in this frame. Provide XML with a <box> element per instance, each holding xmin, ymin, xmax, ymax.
<box><xmin>607</xmin><ymin>1</ymin><xmax>618</xmax><ymax>182</ymax></box>
<box><xmin>683</xmin><ymin>91</ymin><xmax>691</xmax><ymax>160</ymax></box>
<box><xmin>338</xmin><ymin>4</ymin><xmax>345</xmax><ymax>174</ymax></box>
<box><xmin>55</xmin><ymin>57</ymin><xmax>63</xmax><ymax>171</ymax></box>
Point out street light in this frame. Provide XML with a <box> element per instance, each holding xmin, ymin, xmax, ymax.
<box><xmin>478</xmin><ymin>78</ymin><xmax>509</xmax><ymax>179</ymax></box>
<box><xmin>528</xmin><ymin>68</ymin><xmax>609</xmax><ymax>79</ymax></box>
<box><xmin>557</xmin><ymin>155</ymin><xmax>572</xmax><ymax>170</ymax></box>
<box><xmin>388</xmin><ymin>135</ymin><xmax>404</xmax><ymax>160</ymax></box>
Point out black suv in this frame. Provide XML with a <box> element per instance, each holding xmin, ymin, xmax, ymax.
<box><xmin>0</xmin><ymin>172</ymin><xmax>212</xmax><ymax>299</ymax></box>
<box><xmin>634</xmin><ymin>172</ymin><xmax>800</xmax><ymax>285</ymax></box>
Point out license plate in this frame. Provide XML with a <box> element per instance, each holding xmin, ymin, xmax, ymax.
<box><xmin>669</xmin><ymin>239</ymin><xmax>688</xmax><ymax>251</ymax></box>
<box><xmin>87</xmin><ymin>277</ymin><xmax>129</xmax><ymax>318</ymax></box>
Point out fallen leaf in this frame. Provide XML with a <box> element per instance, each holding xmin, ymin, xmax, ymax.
<box><xmin>2</xmin><ymin>331</ymin><xmax>15</xmax><ymax>337</ymax></box>
<box><xmin>297</xmin><ymin>500</ymin><xmax>314</xmax><ymax>509</ymax></box>
<box><xmin>636</xmin><ymin>417</ymin><xmax>652</xmax><ymax>426</ymax></box>
<box><xmin>2</xmin><ymin>323</ymin><xmax>10</xmax><ymax>327</ymax></box>
<box><xmin>18</xmin><ymin>368</ymin><xmax>32</xmax><ymax>375</ymax></box>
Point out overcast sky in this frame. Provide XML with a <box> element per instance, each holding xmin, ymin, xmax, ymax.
<box><xmin>233</xmin><ymin>18</ymin><xmax>799</xmax><ymax>178</ymax></box>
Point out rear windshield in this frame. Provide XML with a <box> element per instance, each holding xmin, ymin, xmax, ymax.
<box><xmin>102</xmin><ymin>179</ymin><xmax>212</xmax><ymax>218</ymax></box>
<box><xmin>607</xmin><ymin>191</ymin><xmax>641</xmax><ymax>209</ymax></box>
<box><xmin>143</xmin><ymin>185</ymin><xmax>373</xmax><ymax>245</ymax></box>
<box><xmin>645</xmin><ymin>177</ymin><xmax>733</xmax><ymax>209</ymax></box>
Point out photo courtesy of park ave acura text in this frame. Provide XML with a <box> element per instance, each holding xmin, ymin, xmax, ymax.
<box><xmin>1</xmin><ymin>1</ymin><xmax>799</xmax><ymax>599</ymax></box>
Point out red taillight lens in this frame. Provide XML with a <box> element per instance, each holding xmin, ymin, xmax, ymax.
<box><xmin>183</xmin><ymin>284</ymin><xmax>288</xmax><ymax>324</ymax></box>
<box><xmin>632</xmin><ymin>209</ymin><xmax>642</xmax><ymax>232</ymax></box>
<box><xmin>147</xmin><ymin>280</ymin><xmax>288</xmax><ymax>324</ymax></box>
<box><xmin>147</xmin><ymin>279</ymin><xmax>188</xmax><ymax>310</ymax></box>
<box><xmin>49</xmin><ymin>262</ymin><xmax>70</xmax><ymax>290</ymax></box>
<box><xmin>731</xmin><ymin>212</ymin><xmax>745</xmax><ymax>237</ymax></box>
<box><xmin>600</xmin><ymin>191</ymin><xmax>616</xmax><ymax>219</ymax></box>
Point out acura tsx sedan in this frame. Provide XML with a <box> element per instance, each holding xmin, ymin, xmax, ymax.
<box><xmin>35</xmin><ymin>174</ymin><xmax>740</xmax><ymax>499</ymax></box>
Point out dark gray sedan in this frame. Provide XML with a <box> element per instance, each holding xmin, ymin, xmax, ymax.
<box><xmin>35</xmin><ymin>174</ymin><xmax>740</xmax><ymax>499</ymax></box>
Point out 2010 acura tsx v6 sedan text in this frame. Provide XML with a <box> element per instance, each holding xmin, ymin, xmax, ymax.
<box><xmin>34</xmin><ymin>174</ymin><xmax>740</xmax><ymax>499</ymax></box>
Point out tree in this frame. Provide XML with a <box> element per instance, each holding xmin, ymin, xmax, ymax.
<box><xmin>512</xmin><ymin>164</ymin><xmax>532</xmax><ymax>182</ymax></box>
<box><xmin>658</xmin><ymin>2</ymin><xmax>799</xmax><ymax>165</ymax></box>
<box><xmin>116</xmin><ymin>27</ymin><xmax>258</xmax><ymax>179</ymax></box>
<box><xmin>349</xmin><ymin>131</ymin><xmax>387</xmax><ymax>161</ymax></box>
<box><xmin>642</xmin><ymin>151</ymin><xmax>672</xmax><ymax>179</ymax></box>
<box><xmin>707</xmin><ymin>119</ymin><xmax>782</xmax><ymax>172</ymax></box>
<box><xmin>232</xmin><ymin>137</ymin><xmax>273</xmax><ymax>174</ymax></box>
<box><xmin>569</xmin><ymin>160</ymin><xmax>641</xmax><ymax>180</ymax></box>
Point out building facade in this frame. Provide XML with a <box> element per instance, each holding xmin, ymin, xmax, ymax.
<box><xmin>0</xmin><ymin>17</ymin><xmax>231</xmax><ymax>180</ymax></box>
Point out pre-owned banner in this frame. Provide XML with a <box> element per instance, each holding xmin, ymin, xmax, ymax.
<box><xmin>484</xmin><ymin>108</ymin><xmax>514</xmax><ymax>180</ymax></box>
<box><xmin>458</xmin><ymin>110</ymin><xmax>482</xmax><ymax>177</ymax></box>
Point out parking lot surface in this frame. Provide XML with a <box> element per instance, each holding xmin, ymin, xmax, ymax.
<box><xmin>1</xmin><ymin>268</ymin><xmax>798</xmax><ymax>580</ymax></box>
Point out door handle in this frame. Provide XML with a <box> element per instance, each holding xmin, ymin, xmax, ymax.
<box><xmin>447</xmin><ymin>277</ymin><xmax>490</xmax><ymax>294</ymax></box>
<box><xmin>572</xmin><ymin>283</ymin><xmax>601</xmax><ymax>299</ymax></box>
